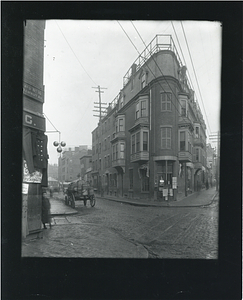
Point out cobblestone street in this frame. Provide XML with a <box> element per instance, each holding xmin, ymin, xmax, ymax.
<box><xmin>22</xmin><ymin>188</ymin><xmax>219</xmax><ymax>259</ymax></box>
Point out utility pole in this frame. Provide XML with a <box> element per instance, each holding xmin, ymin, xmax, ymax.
<box><xmin>92</xmin><ymin>85</ymin><xmax>107</xmax><ymax>121</ymax></box>
<box><xmin>209</xmin><ymin>131</ymin><xmax>220</xmax><ymax>191</ymax></box>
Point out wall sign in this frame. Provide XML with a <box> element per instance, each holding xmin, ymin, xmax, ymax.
<box><xmin>23</xmin><ymin>110</ymin><xmax>45</xmax><ymax>131</ymax></box>
<box><xmin>23</xmin><ymin>82</ymin><xmax>44</xmax><ymax>102</ymax></box>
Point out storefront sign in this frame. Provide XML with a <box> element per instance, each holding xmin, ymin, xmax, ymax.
<box><xmin>23</xmin><ymin>110</ymin><xmax>45</xmax><ymax>131</ymax></box>
<box><xmin>172</xmin><ymin>177</ymin><xmax>177</xmax><ymax>189</ymax></box>
<box><xmin>23</xmin><ymin>82</ymin><xmax>44</xmax><ymax>102</ymax></box>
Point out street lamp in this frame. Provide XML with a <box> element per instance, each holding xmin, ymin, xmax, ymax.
<box><xmin>53</xmin><ymin>140</ymin><xmax>66</xmax><ymax>153</ymax></box>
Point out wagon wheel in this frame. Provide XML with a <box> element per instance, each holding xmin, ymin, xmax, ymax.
<box><xmin>71</xmin><ymin>193</ymin><xmax>76</xmax><ymax>208</ymax></box>
<box><xmin>90</xmin><ymin>195</ymin><xmax>96</xmax><ymax>207</ymax></box>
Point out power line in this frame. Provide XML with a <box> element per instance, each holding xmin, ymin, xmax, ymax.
<box><xmin>129</xmin><ymin>21</ymin><xmax>194</xmax><ymax>127</ymax></box>
<box><xmin>180</xmin><ymin>21</ymin><xmax>212</xmax><ymax>134</ymax></box>
<box><xmin>55</xmin><ymin>21</ymin><xmax>97</xmax><ymax>86</ymax></box>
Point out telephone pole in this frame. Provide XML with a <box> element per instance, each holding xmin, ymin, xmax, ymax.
<box><xmin>92</xmin><ymin>85</ymin><xmax>107</xmax><ymax>121</ymax></box>
<box><xmin>209</xmin><ymin>131</ymin><xmax>220</xmax><ymax>191</ymax></box>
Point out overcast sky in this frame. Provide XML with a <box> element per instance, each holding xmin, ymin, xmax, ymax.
<box><xmin>43</xmin><ymin>20</ymin><xmax>221</xmax><ymax>165</ymax></box>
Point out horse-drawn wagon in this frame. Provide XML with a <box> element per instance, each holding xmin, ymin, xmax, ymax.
<box><xmin>64</xmin><ymin>179</ymin><xmax>96</xmax><ymax>208</ymax></box>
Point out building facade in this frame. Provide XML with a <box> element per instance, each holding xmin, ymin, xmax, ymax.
<box><xmin>206</xmin><ymin>143</ymin><xmax>217</xmax><ymax>187</ymax></box>
<box><xmin>22</xmin><ymin>20</ymin><xmax>47</xmax><ymax>237</ymax></box>
<box><xmin>58</xmin><ymin>145</ymin><xmax>91</xmax><ymax>182</ymax></box>
<box><xmin>80</xmin><ymin>153</ymin><xmax>92</xmax><ymax>182</ymax></box>
<box><xmin>91</xmin><ymin>35</ymin><xmax>207</xmax><ymax>200</ymax></box>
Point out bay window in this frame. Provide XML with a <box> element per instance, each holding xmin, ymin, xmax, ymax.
<box><xmin>161</xmin><ymin>92</ymin><xmax>172</xmax><ymax>111</ymax></box>
<box><xmin>143</xmin><ymin>132</ymin><xmax>148</xmax><ymax>151</ymax></box>
<box><xmin>161</xmin><ymin>127</ymin><xmax>171</xmax><ymax>149</ymax></box>
<box><xmin>180</xmin><ymin>131</ymin><xmax>186</xmax><ymax>151</ymax></box>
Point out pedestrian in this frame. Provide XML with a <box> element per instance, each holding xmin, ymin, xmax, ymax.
<box><xmin>206</xmin><ymin>180</ymin><xmax>209</xmax><ymax>190</ymax></box>
<box><xmin>42</xmin><ymin>190</ymin><xmax>51</xmax><ymax>229</ymax></box>
<box><xmin>49</xmin><ymin>186</ymin><xmax>53</xmax><ymax>198</ymax></box>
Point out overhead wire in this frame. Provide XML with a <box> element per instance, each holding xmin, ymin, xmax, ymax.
<box><xmin>180</xmin><ymin>21</ymin><xmax>212</xmax><ymax>134</ymax></box>
<box><xmin>128</xmin><ymin>21</ymin><xmax>194</xmax><ymax>126</ymax></box>
<box><xmin>55</xmin><ymin>20</ymin><xmax>98</xmax><ymax>86</ymax></box>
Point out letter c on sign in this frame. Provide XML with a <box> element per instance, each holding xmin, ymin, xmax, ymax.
<box><xmin>25</xmin><ymin>114</ymin><xmax>32</xmax><ymax>125</ymax></box>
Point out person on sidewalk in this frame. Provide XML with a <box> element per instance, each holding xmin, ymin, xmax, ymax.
<box><xmin>42</xmin><ymin>190</ymin><xmax>52</xmax><ymax>229</ymax></box>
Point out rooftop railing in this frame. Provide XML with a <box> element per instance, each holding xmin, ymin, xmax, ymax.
<box><xmin>98</xmin><ymin>35</ymin><xmax>205</xmax><ymax>126</ymax></box>
<box><xmin>123</xmin><ymin>35</ymin><xmax>183</xmax><ymax>86</ymax></box>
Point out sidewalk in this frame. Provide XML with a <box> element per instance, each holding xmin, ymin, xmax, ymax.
<box><xmin>96</xmin><ymin>187</ymin><xmax>218</xmax><ymax>208</ymax></box>
<box><xmin>50</xmin><ymin>188</ymin><xmax>218</xmax><ymax>217</ymax></box>
<box><xmin>50</xmin><ymin>192</ymin><xmax>78</xmax><ymax>216</ymax></box>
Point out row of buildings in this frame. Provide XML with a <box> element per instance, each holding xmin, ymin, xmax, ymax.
<box><xmin>57</xmin><ymin>35</ymin><xmax>217</xmax><ymax>201</ymax></box>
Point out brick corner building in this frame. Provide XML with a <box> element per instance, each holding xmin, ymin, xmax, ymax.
<box><xmin>91</xmin><ymin>35</ymin><xmax>207</xmax><ymax>201</ymax></box>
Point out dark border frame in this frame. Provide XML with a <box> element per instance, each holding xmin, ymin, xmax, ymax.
<box><xmin>2</xmin><ymin>2</ymin><xmax>242</xmax><ymax>299</ymax></box>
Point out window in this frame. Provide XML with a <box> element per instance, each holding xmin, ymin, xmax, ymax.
<box><xmin>195</xmin><ymin>126</ymin><xmax>199</xmax><ymax>138</ymax></box>
<box><xmin>181</xmin><ymin>99</ymin><xmax>187</xmax><ymax>116</ymax></box>
<box><xmin>141</xmin><ymin>100</ymin><xmax>148</xmax><ymax>117</ymax></box>
<box><xmin>99</xmin><ymin>158</ymin><xmax>101</xmax><ymax>169</ymax></box>
<box><xmin>119</xmin><ymin>119</ymin><xmax>124</xmax><ymax>132</ymax></box>
<box><xmin>161</xmin><ymin>127</ymin><xmax>171</xmax><ymax>149</ymax></box>
<box><xmin>120</xmin><ymin>94</ymin><xmax>124</xmax><ymax>108</ymax></box>
<box><xmin>135</xmin><ymin>102</ymin><xmax>139</xmax><ymax>119</ymax></box>
<box><xmin>107</xmin><ymin>155</ymin><xmax>110</xmax><ymax>167</ymax></box>
<box><xmin>120</xmin><ymin>142</ymin><xmax>125</xmax><ymax>159</ymax></box>
<box><xmin>112</xmin><ymin>145</ymin><xmax>116</xmax><ymax>161</ymax></box>
<box><xmin>132</xmin><ymin>134</ymin><xmax>135</xmax><ymax>154</ymax></box>
<box><xmin>107</xmin><ymin>136</ymin><xmax>110</xmax><ymax>149</ymax></box>
<box><xmin>196</xmin><ymin>148</ymin><xmax>199</xmax><ymax>161</ymax></box>
<box><xmin>161</xmin><ymin>93</ymin><xmax>172</xmax><ymax>111</ymax></box>
<box><xmin>129</xmin><ymin>169</ymin><xmax>133</xmax><ymax>189</ymax></box>
<box><xmin>116</xmin><ymin>144</ymin><xmax>118</xmax><ymax>161</ymax></box>
<box><xmin>136</xmin><ymin>132</ymin><xmax>140</xmax><ymax>152</ymax></box>
<box><xmin>141</xmin><ymin>73</ymin><xmax>146</xmax><ymax>89</ymax></box>
<box><xmin>114</xmin><ymin>173</ymin><xmax>117</xmax><ymax>187</ymax></box>
<box><xmin>143</xmin><ymin>132</ymin><xmax>148</xmax><ymax>151</ymax></box>
<box><xmin>180</xmin><ymin>131</ymin><xmax>186</xmax><ymax>151</ymax></box>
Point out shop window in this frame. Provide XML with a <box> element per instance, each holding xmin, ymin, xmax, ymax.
<box><xmin>161</xmin><ymin>127</ymin><xmax>171</xmax><ymax>149</ymax></box>
<box><xmin>161</xmin><ymin>92</ymin><xmax>172</xmax><ymax>111</ymax></box>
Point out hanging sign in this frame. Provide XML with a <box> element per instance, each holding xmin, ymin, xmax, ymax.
<box><xmin>23</xmin><ymin>110</ymin><xmax>46</xmax><ymax>131</ymax></box>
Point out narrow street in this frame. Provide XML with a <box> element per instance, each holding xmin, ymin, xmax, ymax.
<box><xmin>22</xmin><ymin>191</ymin><xmax>219</xmax><ymax>259</ymax></box>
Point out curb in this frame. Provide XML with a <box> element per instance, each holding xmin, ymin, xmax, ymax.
<box><xmin>96</xmin><ymin>191</ymin><xmax>218</xmax><ymax>208</ymax></box>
